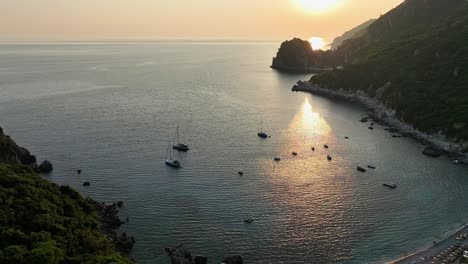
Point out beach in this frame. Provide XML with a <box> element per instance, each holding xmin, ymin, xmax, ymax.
<box><xmin>392</xmin><ymin>224</ymin><xmax>468</xmax><ymax>264</ymax></box>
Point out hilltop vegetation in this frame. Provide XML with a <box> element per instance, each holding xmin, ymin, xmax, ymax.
<box><xmin>308</xmin><ymin>0</ymin><xmax>468</xmax><ymax>143</ymax></box>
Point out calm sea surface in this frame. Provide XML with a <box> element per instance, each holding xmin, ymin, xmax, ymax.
<box><xmin>0</xmin><ymin>43</ymin><xmax>467</xmax><ymax>263</ymax></box>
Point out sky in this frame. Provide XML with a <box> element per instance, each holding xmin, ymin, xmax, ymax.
<box><xmin>0</xmin><ymin>0</ymin><xmax>404</xmax><ymax>42</ymax></box>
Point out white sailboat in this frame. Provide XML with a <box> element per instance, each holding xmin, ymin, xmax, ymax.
<box><xmin>172</xmin><ymin>126</ymin><xmax>189</xmax><ymax>151</ymax></box>
<box><xmin>165</xmin><ymin>141</ymin><xmax>181</xmax><ymax>168</ymax></box>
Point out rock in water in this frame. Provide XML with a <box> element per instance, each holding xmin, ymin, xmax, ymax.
<box><xmin>222</xmin><ymin>255</ymin><xmax>243</xmax><ymax>264</ymax></box>
<box><xmin>167</xmin><ymin>245</ymin><xmax>193</xmax><ymax>264</ymax></box>
<box><xmin>194</xmin><ymin>256</ymin><xmax>208</xmax><ymax>264</ymax></box>
<box><xmin>83</xmin><ymin>181</ymin><xmax>91</xmax><ymax>186</ymax></box>
<box><xmin>38</xmin><ymin>160</ymin><xmax>53</xmax><ymax>173</ymax></box>
<box><xmin>423</xmin><ymin>147</ymin><xmax>442</xmax><ymax>157</ymax></box>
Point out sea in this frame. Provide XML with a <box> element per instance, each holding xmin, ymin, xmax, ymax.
<box><xmin>0</xmin><ymin>42</ymin><xmax>467</xmax><ymax>263</ymax></box>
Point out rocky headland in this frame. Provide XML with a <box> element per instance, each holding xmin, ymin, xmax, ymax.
<box><xmin>0</xmin><ymin>126</ymin><xmax>134</xmax><ymax>263</ymax></box>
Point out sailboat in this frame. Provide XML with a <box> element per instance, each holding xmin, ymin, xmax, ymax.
<box><xmin>257</xmin><ymin>128</ymin><xmax>268</xmax><ymax>138</ymax></box>
<box><xmin>257</xmin><ymin>120</ymin><xmax>268</xmax><ymax>138</ymax></box>
<box><xmin>172</xmin><ymin>126</ymin><xmax>189</xmax><ymax>151</ymax></box>
<box><xmin>165</xmin><ymin>141</ymin><xmax>181</xmax><ymax>168</ymax></box>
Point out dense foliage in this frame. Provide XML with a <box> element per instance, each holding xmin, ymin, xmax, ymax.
<box><xmin>311</xmin><ymin>0</ymin><xmax>468</xmax><ymax>142</ymax></box>
<box><xmin>329</xmin><ymin>19</ymin><xmax>375</xmax><ymax>50</ymax></box>
<box><xmin>0</xmin><ymin>164</ymin><xmax>130</xmax><ymax>264</ymax></box>
<box><xmin>272</xmin><ymin>38</ymin><xmax>342</xmax><ymax>71</ymax></box>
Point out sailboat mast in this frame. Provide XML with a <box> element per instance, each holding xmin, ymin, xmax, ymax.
<box><xmin>169</xmin><ymin>141</ymin><xmax>172</xmax><ymax>160</ymax></box>
<box><xmin>177</xmin><ymin>126</ymin><xmax>180</xmax><ymax>144</ymax></box>
<box><xmin>166</xmin><ymin>141</ymin><xmax>169</xmax><ymax>159</ymax></box>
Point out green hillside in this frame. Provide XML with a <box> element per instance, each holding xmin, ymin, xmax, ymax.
<box><xmin>0</xmin><ymin>164</ymin><xmax>131</xmax><ymax>264</ymax></box>
<box><xmin>310</xmin><ymin>0</ymin><xmax>468</xmax><ymax>143</ymax></box>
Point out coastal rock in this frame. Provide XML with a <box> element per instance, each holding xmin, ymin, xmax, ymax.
<box><xmin>222</xmin><ymin>255</ymin><xmax>243</xmax><ymax>264</ymax></box>
<box><xmin>167</xmin><ymin>245</ymin><xmax>193</xmax><ymax>264</ymax></box>
<box><xmin>38</xmin><ymin>160</ymin><xmax>53</xmax><ymax>173</ymax></box>
<box><xmin>115</xmin><ymin>232</ymin><xmax>136</xmax><ymax>254</ymax></box>
<box><xmin>423</xmin><ymin>147</ymin><xmax>443</xmax><ymax>157</ymax></box>
<box><xmin>83</xmin><ymin>181</ymin><xmax>91</xmax><ymax>186</ymax></box>
<box><xmin>193</xmin><ymin>256</ymin><xmax>208</xmax><ymax>264</ymax></box>
<box><xmin>117</xmin><ymin>201</ymin><xmax>124</xmax><ymax>208</ymax></box>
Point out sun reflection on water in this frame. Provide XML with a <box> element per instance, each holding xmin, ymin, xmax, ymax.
<box><xmin>290</xmin><ymin>97</ymin><xmax>332</xmax><ymax>138</ymax></box>
<box><xmin>257</xmin><ymin>98</ymin><xmax>354</xmax><ymax>261</ymax></box>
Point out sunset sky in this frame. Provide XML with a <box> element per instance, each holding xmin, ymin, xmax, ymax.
<box><xmin>1</xmin><ymin>0</ymin><xmax>404</xmax><ymax>42</ymax></box>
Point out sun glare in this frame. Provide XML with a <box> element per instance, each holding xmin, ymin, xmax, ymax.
<box><xmin>297</xmin><ymin>0</ymin><xmax>339</xmax><ymax>13</ymax></box>
<box><xmin>309</xmin><ymin>37</ymin><xmax>325</xmax><ymax>50</ymax></box>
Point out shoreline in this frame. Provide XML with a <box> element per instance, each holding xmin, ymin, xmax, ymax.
<box><xmin>292</xmin><ymin>81</ymin><xmax>468</xmax><ymax>161</ymax></box>
<box><xmin>391</xmin><ymin>222</ymin><xmax>468</xmax><ymax>264</ymax></box>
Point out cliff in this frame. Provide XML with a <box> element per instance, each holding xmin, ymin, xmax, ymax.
<box><xmin>300</xmin><ymin>0</ymin><xmax>468</xmax><ymax>145</ymax></box>
<box><xmin>0</xmin><ymin>126</ymin><xmax>37</xmax><ymax>167</ymax></box>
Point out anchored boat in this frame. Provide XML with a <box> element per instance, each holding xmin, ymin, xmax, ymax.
<box><xmin>165</xmin><ymin>141</ymin><xmax>181</xmax><ymax>168</ymax></box>
<box><xmin>172</xmin><ymin>126</ymin><xmax>189</xmax><ymax>151</ymax></box>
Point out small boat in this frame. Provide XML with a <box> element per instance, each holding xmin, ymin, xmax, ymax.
<box><xmin>274</xmin><ymin>157</ymin><xmax>281</xmax><ymax>161</ymax></box>
<box><xmin>172</xmin><ymin>126</ymin><xmax>190</xmax><ymax>151</ymax></box>
<box><xmin>360</xmin><ymin>117</ymin><xmax>369</xmax><ymax>123</ymax></box>
<box><xmin>165</xmin><ymin>141</ymin><xmax>181</xmax><ymax>168</ymax></box>
<box><xmin>257</xmin><ymin>121</ymin><xmax>268</xmax><ymax>138</ymax></box>
<box><xmin>370</xmin><ymin>122</ymin><xmax>375</xmax><ymax>126</ymax></box>
<box><xmin>311</xmin><ymin>147</ymin><xmax>315</xmax><ymax>151</ymax></box>
<box><xmin>367</xmin><ymin>165</ymin><xmax>376</xmax><ymax>169</ymax></box>
<box><xmin>357</xmin><ymin>166</ymin><xmax>366</xmax><ymax>172</ymax></box>
<box><xmin>258</xmin><ymin>131</ymin><xmax>268</xmax><ymax>138</ymax></box>
<box><xmin>383</xmin><ymin>182</ymin><xmax>397</xmax><ymax>189</ymax></box>
<box><xmin>324</xmin><ymin>144</ymin><xmax>329</xmax><ymax>149</ymax></box>
<box><xmin>345</xmin><ymin>136</ymin><xmax>349</xmax><ymax>139</ymax></box>
<box><xmin>244</xmin><ymin>218</ymin><xmax>254</xmax><ymax>224</ymax></box>
<box><xmin>238</xmin><ymin>171</ymin><xmax>244</xmax><ymax>176</ymax></box>
<box><xmin>368</xmin><ymin>126</ymin><xmax>374</xmax><ymax>130</ymax></box>
<box><xmin>327</xmin><ymin>155</ymin><xmax>332</xmax><ymax>161</ymax></box>
<box><xmin>292</xmin><ymin>152</ymin><xmax>298</xmax><ymax>156</ymax></box>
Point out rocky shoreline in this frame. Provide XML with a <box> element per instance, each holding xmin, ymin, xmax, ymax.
<box><xmin>292</xmin><ymin>81</ymin><xmax>468</xmax><ymax>162</ymax></box>
<box><xmin>90</xmin><ymin>200</ymin><xmax>136</xmax><ymax>256</ymax></box>
<box><xmin>165</xmin><ymin>244</ymin><xmax>243</xmax><ymax>264</ymax></box>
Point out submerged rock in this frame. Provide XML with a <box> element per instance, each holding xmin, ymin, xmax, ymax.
<box><xmin>38</xmin><ymin>160</ymin><xmax>53</xmax><ymax>173</ymax></box>
<box><xmin>222</xmin><ymin>255</ymin><xmax>243</xmax><ymax>264</ymax></box>
<box><xmin>423</xmin><ymin>147</ymin><xmax>443</xmax><ymax>157</ymax></box>
<box><xmin>194</xmin><ymin>256</ymin><xmax>208</xmax><ymax>264</ymax></box>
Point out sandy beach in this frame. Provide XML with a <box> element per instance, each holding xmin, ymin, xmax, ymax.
<box><xmin>392</xmin><ymin>224</ymin><xmax>468</xmax><ymax>264</ymax></box>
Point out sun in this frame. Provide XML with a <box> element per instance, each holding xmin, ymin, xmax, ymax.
<box><xmin>309</xmin><ymin>37</ymin><xmax>325</xmax><ymax>50</ymax></box>
<box><xmin>297</xmin><ymin>0</ymin><xmax>339</xmax><ymax>13</ymax></box>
